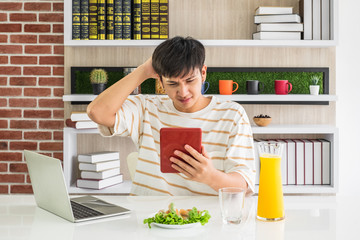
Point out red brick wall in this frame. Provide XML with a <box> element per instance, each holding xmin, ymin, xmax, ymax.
<box><xmin>0</xmin><ymin>1</ymin><xmax>64</xmax><ymax>194</ymax></box>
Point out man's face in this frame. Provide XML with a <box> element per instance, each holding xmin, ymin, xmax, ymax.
<box><xmin>161</xmin><ymin>65</ymin><xmax>208</xmax><ymax>113</ymax></box>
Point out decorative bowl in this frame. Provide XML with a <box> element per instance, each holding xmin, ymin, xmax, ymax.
<box><xmin>253</xmin><ymin>116</ymin><xmax>272</xmax><ymax>127</ymax></box>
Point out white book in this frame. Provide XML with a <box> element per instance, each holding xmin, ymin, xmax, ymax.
<box><xmin>71</xmin><ymin>111</ymin><xmax>91</xmax><ymax>121</ymax></box>
<box><xmin>303</xmin><ymin>140</ymin><xmax>313</xmax><ymax>185</ymax></box>
<box><xmin>283</xmin><ymin>139</ymin><xmax>296</xmax><ymax>185</ymax></box>
<box><xmin>256</xmin><ymin>23</ymin><xmax>304</xmax><ymax>32</ymax></box>
<box><xmin>300</xmin><ymin>0</ymin><xmax>312</xmax><ymax>40</ymax></box>
<box><xmin>80</xmin><ymin>168</ymin><xmax>121</xmax><ymax>180</ymax></box>
<box><xmin>75</xmin><ymin>121</ymin><xmax>98</xmax><ymax>129</ymax></box>
<box><xmin>319</xmin><ymin>139</ymin><xmax>331</xmax><ymax>185</ymax></box>
<box><xmin>253</xmin><ymin>31</ymin><xmax>301</xmax><ymax>40</ymax></box>
<box><xmin>79</xmin><ymin>160</ymin><xmax>120</xmax><ymax>172</ymax></box>
<box><xmin>78</xmin><ymin>151</ymin><xmax>120</xmax><ymax>163</ymax></box>
<box><xmin>253</xmin><ymin>139</ymin><xmax>261</xmax><ymax>185</ymax></box>
<box><xmin>255</xmin><ymin>6</ymin><xmax>293</xmax><ymax>15</ymax></box>
<box><xmin>321</xmin><ymin>0</ymin><xmax>330</xmax><ymax>40</ymax></box>
<box><xmin>309</xmin><ymin>140</ymin><xmax>322</xmax><ymax>185</ymax></box>
<box><xmin>77</xmin><ymin>174</ymin><xmax>123</xmax><ymax>189</ymax></box>
<box><xmin>293</xmin><ymin>140</ymin><xmax>305</xmax><ymax>185</ymax></box>
<box><xmin>276</xmin><ymin>139</ymin><xmax>288</xmax><ymax>185</ymax></box>
<box><xmin>312</xmin><ymin>0</ymin><xmax>321</xmax><ymax>40</ymax></box>
<box><xmin>254</xmin><ymin>14</ymin><xmax>301</xmax><ymax>24</ymax></box>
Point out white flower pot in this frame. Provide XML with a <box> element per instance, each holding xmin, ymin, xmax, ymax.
<box><xmin>309</xmin><ymin>85</ymin><xmax>319</xmax><ymax>95</ymax></box>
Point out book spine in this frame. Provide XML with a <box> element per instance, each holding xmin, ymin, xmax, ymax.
<box><xmin>141</xmin><ymin>0</ymin><xmax>151</xmax><ymax>39</ymax></box>
<box><xmin>106</xmin><ymin>0</ymin><xmax>114</xmax><ymax>39</ymax></box>
<box><xmin>72</xmin><ymin>0</ymin><xmax>81</xmax><ymax>40</ymax></box>
<box><xmin>133</xmin><ymin>0</ymin><xmax>141</xmax><ymax>40</ymax></box>
<box><xmin>114</xmin><ymin>0</ymin><xmax>123</xmax><ymax>40</ymax></box>
<box><xmin>150</xmin><ymin>0</ymin><xmax>159</xmax><ymax>39</ymax></box>
<box><xmin>98</xmin><ymin>0</ymin><xmax>106</xmax><ymax>40</ymax></box>
<box><xmin>122</xmin><ymin>0</ymin><xmax>132</xmax><ymax>40</ymax></box>
<box><xmin>321</xmin><ymin>0</ymin><xmax>330</xmax><ymax>40</ymax></box>
<box><xmin>89</xmin><ymin>0</ymin><xmax>98</xmax><ymax>40</ymax></box>
<box><xmin>80</xmin><ymin>0</ymin><xmax>89</xmax><ymax>40</ymax></box>
<box><xmin>312</xmin><ymin>0</ymin><xmax>321</xmax><ymax>40</ymax></box>
<box><xmin>159</xmin><ymin>0</ymin><xmax>168</xmax><ymax>39</ymax></box>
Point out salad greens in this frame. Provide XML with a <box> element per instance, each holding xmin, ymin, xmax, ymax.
<box><xmin>143</xmin><ymin>203</ymin><xmax>211</xmax><ymax>228</ymax></box>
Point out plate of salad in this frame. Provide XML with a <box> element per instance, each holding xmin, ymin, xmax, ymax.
<box><xmin>143</xmin><ymin>203</ymin><xmax>211</xmax><ymax>229</ymax></box>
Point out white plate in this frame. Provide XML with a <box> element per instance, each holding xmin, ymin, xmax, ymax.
<box><xmin>152</xmin><ymin>222</ymin><xmax>201</xmax><ymax>229</ymax></box>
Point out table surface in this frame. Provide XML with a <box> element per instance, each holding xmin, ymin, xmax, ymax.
<box><xmin>0</xmin><ymin>195</ymin><xmax>359</xmax><ymax>240</ymax></box>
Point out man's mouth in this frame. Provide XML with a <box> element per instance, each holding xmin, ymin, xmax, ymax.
<box><xmin>178</xmin><ymin>97</ymin><xmax>191</xmax><ymax>104</ymax></box>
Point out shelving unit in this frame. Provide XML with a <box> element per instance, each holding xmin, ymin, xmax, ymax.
<box><xmin>63</xmin><ymin>0</ymin><xmax>338</xmax><ymax>195</ymax></box>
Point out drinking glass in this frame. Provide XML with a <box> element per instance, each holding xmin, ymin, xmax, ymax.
<box><xmin>219</xmin><ymin>187</ymin><xmax>245</xmax><ymax>224</ymax></box>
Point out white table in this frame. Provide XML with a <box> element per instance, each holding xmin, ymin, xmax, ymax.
<box><xmin>0</xmin><ymin>195</ymin><xmax>358</xmax><ymax>240</ymax></box>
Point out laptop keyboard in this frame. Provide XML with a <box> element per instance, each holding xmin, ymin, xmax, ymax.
<box><xmin>71</xmin><ymin>201</ymin><xmax>104</xmax><ymax>219</ymax></box>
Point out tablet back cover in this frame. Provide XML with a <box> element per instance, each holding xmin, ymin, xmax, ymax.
<box><xmin>160</xmin><ymin>128</ymin><xmax>202</xmax><ymax>173</ymax></box>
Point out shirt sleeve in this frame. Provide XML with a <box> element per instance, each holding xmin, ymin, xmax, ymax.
<box><xmin>98</xmin><ymin>95</ymin><xmax>146</xmax><ymax>146</ymax></box>
<box><xmin>223</xmin><ymin>107</ymin><xmax>256</xmax><ymax>195</ymax></box>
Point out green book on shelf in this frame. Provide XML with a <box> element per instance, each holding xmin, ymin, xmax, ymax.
<box><xmin>159</xmin><ymin>0</ymin><xmax>168</xmax><ymax>39</ymax></box>
<box><xmin>89</xmin><ymin>0</ymin><xmax>98</xmax><ymax>40</ymax></box>
<box><xmin>150</xmin><ymin>0</ymin><xmax>160</xmax><ymax>39</ymax></box>
<box><xmin>122</xmin><ymin>0</ymin><xmax>132</xmax><ymax>40</ymax></box>
<box><xmin>98</xmin><ymin>0</ymin><xmax>106</xmax><ymax>40</ymax></box>
<box><xmin>72</xmin><ymin>0</ymin><xmax>81</xmax><ymax>40</ymax></box>
<box><xmin>133</xmin><ymin>0</ymin><xmax>141</xmax><ymax>40</ymax></box>
<box><xmin>114</xmin><ymin>0</ymin><xmax>123</xmax><ymax>39</ymax></box>
<box><xmin>80</xmin><ymin>0</ymin><xmax>89</xmax><ymax>40</ymax></box>
<box><xmin>106</xmin><ymin>0</ymin><xmax>115</xmax><ymax>39</ymax></box>
<box><xmin>141</xmin><ymin>0</ymin><xmax>151</xmax><ymax>39</ymax></box>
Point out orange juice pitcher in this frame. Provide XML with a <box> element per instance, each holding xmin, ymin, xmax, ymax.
<box><xmin>257</xmin><ymin>142</ymin><xmax>285</xmax><ymax>221</ymax></box>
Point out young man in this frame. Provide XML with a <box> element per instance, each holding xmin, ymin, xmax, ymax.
<box><xmin>87</xmin><ymin>36</ymin><xmax>255</xmax><ymax>196</ymax></box>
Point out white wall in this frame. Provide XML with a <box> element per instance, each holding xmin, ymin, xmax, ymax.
<box><xmin>336</xmin><ymin>0</ymin><xmax>360</xmax><ymax>196</ymax></box>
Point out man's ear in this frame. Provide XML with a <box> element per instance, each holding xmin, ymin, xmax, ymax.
<box><xmin>201</xmin><ymin>65</ymin><xmax>207</xmax><ymax>82</ymax></box>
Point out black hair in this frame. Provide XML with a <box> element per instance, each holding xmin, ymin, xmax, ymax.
<box><xmin>152</xmin><ymin>36</ymin><xmax>205</xmax><ymax>79</ymax></box>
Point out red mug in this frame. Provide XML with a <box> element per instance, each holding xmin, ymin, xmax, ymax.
<box><xmin>274</xmin><ymin>80</ymin><xmax>292</xmax><ymax>95</ymax></box>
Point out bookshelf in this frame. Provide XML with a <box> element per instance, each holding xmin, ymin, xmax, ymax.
<box><xmin>63</xmin><ymin>0</ymin><xmax>338</xmax><ymax>195</ymax></box>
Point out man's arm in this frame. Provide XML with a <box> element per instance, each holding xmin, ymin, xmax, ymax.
<box><xmin>87</xmin><ymin>58</ymin><xmax>158</xmax><ymax>127</ymax></box>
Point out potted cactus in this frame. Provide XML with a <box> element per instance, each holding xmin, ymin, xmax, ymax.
<box><xmin>90</xmin><ymin>68</ymin><xmax>108</xmax><ymax>95</ymax></box>
<box><xmin>309</xmin><ymin>76</ymin><xmax>320</xmax><ymax>95</ymax></box>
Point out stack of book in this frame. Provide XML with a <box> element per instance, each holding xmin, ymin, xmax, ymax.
<box><xmin>76</xmin><ymin>151</ymin><xmax>123</xmax><ymax>189</ymax></box>
<box><xmin>72</xmin><ymin>0</ymin><xmax>169</xmax><ymax>40</ymax></box>
<box><xmin>254</xmin><ymin>139</ymin><xmax>331</xmax><ymax>186</ymax></box>
<box><xmin>253</xmin><ymin>6</ymin><xmax>303</xmax><ymax>40</ymax></box>
<box><xmin>66</xmin><ymin>111</ymin><xmax>98</xmax><ymax>129</ymax></box>
<box><xmin>300</xmin><ymin>0</ymin><xmax>330</xmax><ymax>40</ymax></box>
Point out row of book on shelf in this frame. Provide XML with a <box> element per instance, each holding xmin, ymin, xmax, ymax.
<box><xmin>254</xmin><ymin>139</ymin><xmax>331</xmax><ymax>186</ymax></box>
<box><xmin>76</xmin><ymin>151</ymin><xmax>123</xmax><ymax>189</ymax></box>
<box><xmin>253</xmin><ymin>0</ymin><xmax>331</xmax><ymax>40</ymax></box>
<box><xmin>72</xmin><ymin>0</ymin><xmax>169</xmax><ymax>40</ymax></box>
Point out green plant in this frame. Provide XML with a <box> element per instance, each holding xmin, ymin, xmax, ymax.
<box><xmin>90</xmin><ymin>68</ymin><xmax>108</xmax><ymax>84</ymax></box>
<box><xmin>310</xmin><ymin>75</ymin><xmax>320</xmax><ymax>85</ymax></box>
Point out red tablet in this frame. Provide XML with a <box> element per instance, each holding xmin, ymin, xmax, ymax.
<box><xmin>160</xmin><ymin>128</ymin><xmax>202</xmax><ymax>173</ymax></box>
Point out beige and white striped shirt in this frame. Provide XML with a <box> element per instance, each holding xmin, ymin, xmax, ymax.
<box><xmin>99</xmin><ymin>94</ymin><xmax>255</xmax><ymax>196</ymax></box>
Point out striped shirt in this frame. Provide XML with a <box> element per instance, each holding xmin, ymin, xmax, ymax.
<box><xmin>98</xmin><ymin>94</ymin><xmax>255</xmax><ymax>196</ymax></box>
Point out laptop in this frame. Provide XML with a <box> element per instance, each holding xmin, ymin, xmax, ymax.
<box><xmin>24</xmin><ymin>150</ymin><xmax>131</xmax><ymax>223</ymax></box>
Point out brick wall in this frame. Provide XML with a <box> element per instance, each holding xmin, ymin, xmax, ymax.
<box><xmin>0</xmin><ymin>1</ymin><xmax>64</xmax><ymax>194</ymax></box>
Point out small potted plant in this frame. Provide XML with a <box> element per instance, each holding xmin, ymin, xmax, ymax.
<box><xmin>309</xmin><ymin>75</ymin><xmax>320</xmax><ymax>95</ymax></box>
<box><xmin>253</xmin><ymin>114</ymin><xmax>272</xmax><ymax>127</ymax></box>
<box><xmin>90</xmin><ymin>68</ymin><xmax>108</xmax><ymax>95</ymax></box>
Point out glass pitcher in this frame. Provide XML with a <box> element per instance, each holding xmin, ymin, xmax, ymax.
<box><xmin>256</xmin><ymin>142</ymin><xmax>285</xmax><ymax>221</ymax></box>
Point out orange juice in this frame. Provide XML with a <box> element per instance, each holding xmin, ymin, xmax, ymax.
<box><xmin>257</xmin><ymin>153</ymin><xmax>285</xmax><ymax>221</ymax></box>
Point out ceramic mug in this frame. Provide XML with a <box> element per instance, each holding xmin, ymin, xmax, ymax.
<box><xmin>274</xmin><ymin>80</ymin><xmax>292</xmax><ymax>95</ymax></box>
<box><xmin>219</xmin><ymin>80</ymin><xmax>239</xmax><ymax>95</ymax></box>
<box><xmin>201</xmin><ymin>81</ymin><xmax>210</xmax><ymax>94</ymax></box>
<box><xmin>246</xmin><ymin>80</ymin><xmax>264</xmax><ymax>95</ymax></box>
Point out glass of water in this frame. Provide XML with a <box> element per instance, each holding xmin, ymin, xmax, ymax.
<box><xmin>219</xmin><ymin>187</ymin><xmax>245</xmax><ymax>224</ymax></box>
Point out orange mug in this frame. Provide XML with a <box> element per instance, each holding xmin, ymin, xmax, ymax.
<box><xmin>219</xmin><ymin>80</ymin><xmax>239</xmax><ymax>95</ymax></box>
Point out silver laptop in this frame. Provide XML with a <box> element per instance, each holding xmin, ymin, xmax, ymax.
<box><xmin>24</xmin><ymin>150</ymin><xmax>131</xmax><ymax>223</ymax></box>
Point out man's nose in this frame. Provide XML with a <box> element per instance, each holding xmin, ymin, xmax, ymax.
<box><xmin>178</xmin><ymin>83</ymin><xmax>189</xmax><ymax>96</ymax></box>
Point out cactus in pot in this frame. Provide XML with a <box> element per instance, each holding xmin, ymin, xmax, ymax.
<box><xmin>90</xmin><ymin>68</ymin><xmax>108</xmax><ymax>95</ymax></box>
<box><xmin>309</xmin><ymin>75</ymin><xmax>320</xmax><ymax>95</ymax></box>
